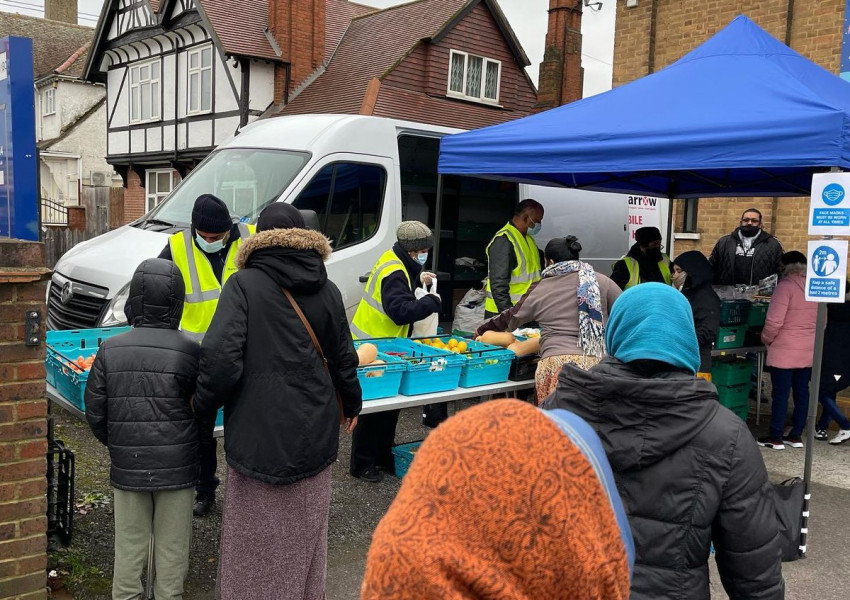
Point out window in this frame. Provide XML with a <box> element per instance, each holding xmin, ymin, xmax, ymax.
<box><xmin>187</xmin><ymin>46</ymin><xmax>213</xmax><ymax>114</ymax></box>
<box><xmin>293</xmin><ymin>163</ymin><xmax>386</xmax><ymax>250</ymax></box>
<box><xmin>447</xmin><ymin>50</ymin><xmax>501</xmax><ymax>104</ymax></box>
<box><xmin>681</xmin><ymin>198</ymin><xmax>699</xmax><ymax>233</ymax></box>
<box><xmin>129</xmin><ymin>60</ymin><xmax>161</xmax><ymax>123</ymax></box>
<box><xmin>146</xmin><ymin>169</ymin><xmax>180</xmax><ymax>212</ymax></box>
<box><xmin>42</xmin><ymin>88</ymin><xmax>55</xmax><ymax>116</ymax></box>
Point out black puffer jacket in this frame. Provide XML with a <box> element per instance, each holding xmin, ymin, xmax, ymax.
<box><xmin>543</xmin><ymin>359</ymin><xmax>784</xmax><ymax>600</ymax></box>
<box><xmin>709</xmin><ymin>229</ymin><xmax>783</xmax><ymax>286</ymax></box>
<box><xmin>194</xmin><ymin>228</ymin><xmax>362</xmax><ymax>485</ymax></box>
<box><xmin>85</xmin><ymin>259</ymin><xmax>200</xmax><ymax>492</ymax></box>
<box><xmin>673</xmin><ymin>251</ymin><xmax>720</xmax><ymax>372</ymax></box>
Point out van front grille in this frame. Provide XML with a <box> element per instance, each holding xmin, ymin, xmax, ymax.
<box><xmin>46</xmin><ymin>275</ymin><xmax>109</xmax><ymax>330</ymax></box>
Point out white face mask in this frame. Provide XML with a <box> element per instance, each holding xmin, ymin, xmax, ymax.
<box><xmin>196</xmin><ymin>234</ymin><xmax>226</xmax><ymax>253</ymax></box>
<box><xmin>416</xmin><ymin>252</ymin><xmax>429</xmax><ymax>265</ymax></box>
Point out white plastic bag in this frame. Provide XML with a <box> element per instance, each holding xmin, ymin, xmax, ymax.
<box><xmin>451</xmin><ymin>287</ymin><xmax>486</xmax><ymax>334</ymax></box>
<box><xmin>412</xmin><ymin>279</ymin><xmax>440</xmax><ymax>337</ymax></box>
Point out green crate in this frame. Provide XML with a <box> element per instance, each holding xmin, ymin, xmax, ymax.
<box><xmin>719</xmin><ymin>300</ymin><xmax>752</xmax><ymax>325</ymax></box>
<box><xmin>716</xmin><ymin>382</ymin><xmax>749</xmax><ymax>421</ymax></box>
<box><xmin>711</xmin><ymin>359</ymin><xmax>751</xmax><ymax>386</ymax></box>
<box><xmin>748</xmin><ymin>302</ymin><xmax>769</xmax><ymax>328</ymax></box>
<box><xmin>715</xmin><ymin>324</ymin><xmax>747</xmax><ymax>350</ymax></box>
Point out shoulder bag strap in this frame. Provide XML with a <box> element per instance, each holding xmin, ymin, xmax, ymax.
<box><xmin>281</xmin><ymin>287</ymin><xmax>345</xmax><ymax>426</ymax></box>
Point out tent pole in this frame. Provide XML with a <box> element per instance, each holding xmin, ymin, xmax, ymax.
<box><xmin>800</xmin><ymin>301</ymin><xmax>827</xmax><ymax>557</ymax></box>
<box><xmin>433</xmin><ymin>174</ymin><xmax>444</xmax><ymax>277</ymax></box>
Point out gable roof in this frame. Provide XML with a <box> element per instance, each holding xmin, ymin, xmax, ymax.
<box><xmin>278</xmin><ymin>0</ymin><xmax>528</xmax><ymax>116</ymax></box>
<box><xmin>325</xmin><ymin>0</ymin><xmax>375</xmax><ymax>63</ymax></box>
<box><xmin>0</xmin><ymin>12</ymin><xmax>94</xmax><ymax>79</ymax></box>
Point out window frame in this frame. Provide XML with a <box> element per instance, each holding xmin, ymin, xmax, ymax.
<box><xmin>42</xmin><ymin>88</ymin><xmax>56</xmax><ymax>116</ymax></box>
<box><xmin>186</xmin><ymin>45</ymin><xmax>214</xmax><ymax>115</ymax></box>
<box><xmin>129</xmin><ymin>58</ymin><xmax>162</xmax><ymax>124</ymax></box>
<box><xmin>292</xmin><ymin>160</ymin><xmax>388</xmax><ymax>251</ymax></box>
<box><xmin>681</xmin><ymin>198</ymin><xmax>699</xmax><ymax>233</ymax></box>
<box><xmin>446</xmin><ymin>49</ymin><xmax>502</xmax><ymax>105</ymax></box>
<box><xmin>145</xmin><ymin>168</ymin><xmax>180</xmax><ymax>213</ymax></box>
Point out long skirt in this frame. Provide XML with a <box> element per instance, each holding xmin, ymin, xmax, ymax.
<box><xmin>535</xmin><ymin>354</ymin><xmax>601</xmax><ymax>404</ymax></box>
<box><xmin>217</xmin><ymin>464</ymin><xmax>332</xmax><ymax>600</ymax></box>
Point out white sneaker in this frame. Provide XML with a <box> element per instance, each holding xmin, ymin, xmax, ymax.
<box><xmin>828</xmin><ymin>429</ymin><xmax>850</xmax><ymax>445</ymax></box>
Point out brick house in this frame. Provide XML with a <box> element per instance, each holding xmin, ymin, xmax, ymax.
<box><xmin>612</xmin><ymin>0</ymin><xmax>846</xmax><ymax>258</ymax></box>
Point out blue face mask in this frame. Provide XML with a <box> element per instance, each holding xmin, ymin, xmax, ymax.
<box><xmin>416</xmin><ymin>252</ymin><xmax>429</xmax><ymax>265</ymax></box>
<box><xmin>527</xmin><ymin>219</ymin><xmax>542</xmax><ymax>237</ymax></box>
<box><xmin>196</xmin><ymin>234</ymin><xmax>226</xmax><ymax>254</ymax></box>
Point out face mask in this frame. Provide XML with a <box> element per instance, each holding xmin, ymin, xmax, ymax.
<box><xmin>527</xmin><ymin>218</ymin><xmax>542</xmax><ymax>237</ymax></box>
<box><xmin>196</xmin><ymin>234</ymin><xmax>226</xmax><ymax>254</ymax></box>
<box><xmin>740</xmin><ymin>225</ymin><xmax>760</xmax><ymax>237</ymax></box>
<box><xmin>416</xmin><ymin>252</ymin><xmax>429</xmax><ymax>265</ymax></box>
<box><xmin>671</xmin><ymin>271</ymin><xmax>687</xmax><ymax>289</ymax></box>
<box><xmin>646</xmin><ymin>247</ymin><xmax>663</xmax><ymax>262</ymax></box>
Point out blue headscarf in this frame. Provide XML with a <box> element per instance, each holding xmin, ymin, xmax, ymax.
<box><xmin>605</xmin><ymin>282</ymin><xmax>701</xmax><ymax>374</ymax></box>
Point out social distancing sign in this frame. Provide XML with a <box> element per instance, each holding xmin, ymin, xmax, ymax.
<box><xmin>806</xmin><ymin>239</ymin><xmax>848</xmax><ymax>302</ymax></box>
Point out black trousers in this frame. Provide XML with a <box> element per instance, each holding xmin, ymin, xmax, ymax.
<box><xmin>195</xmin><ymin>416</ymin><xmax>220</xmax><ymax>495</ymax></box>
<box><xmin>422</xmin><ymin>403</ymin><xmax>448</xmax><ymax>426</ymax></box>
<box><xmin>350</xmin><ymin>410</ymin><xmax>400</xmax><ymax>475</ymax></box>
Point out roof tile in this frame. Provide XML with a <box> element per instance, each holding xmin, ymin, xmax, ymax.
<box><xmin>196</xmin><ymin>0</ymin><xmax>279</xmax><ymax>61</ymax></box>
<box><xmin>0</xmin><ymin>12</ymin><xmax>94</xmax><ymax>78</ymax></box>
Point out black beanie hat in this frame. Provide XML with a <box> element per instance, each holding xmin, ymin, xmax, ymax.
<box><xmin>634</xmin><ymin>226</ymin><xmax>662</xmax><ymax>246</ymax></box>
<box><xmin>257</xmin><ymin>203</ymin><xmax>306</xmax><ymax>232</ymax></box>
<box><xmin>192</xmin><ymin>194</ymin><xmax>232</xmax><ymax>233</ymax></box>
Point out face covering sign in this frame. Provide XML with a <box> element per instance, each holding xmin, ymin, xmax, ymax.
<box><xmin>627</xmin><ymin>195</ymin><xmax>662</xmax><ymax>245</ymax></box>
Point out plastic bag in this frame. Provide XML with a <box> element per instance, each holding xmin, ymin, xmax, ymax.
<box><xmin>412</xmin><ymin>280</ymin><xmax>440</xmax><ymax>337</ymax></box>
<box><xmin>451</xmin><ymin>287</ymin><xmax>486</xmax><ymax>334</ymax></box>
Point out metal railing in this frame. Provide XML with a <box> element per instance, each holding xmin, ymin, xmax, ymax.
<box><xmin>41</xmin><ymin>198</ymin><xmax>69</xmax><ymax>226</ymax></box>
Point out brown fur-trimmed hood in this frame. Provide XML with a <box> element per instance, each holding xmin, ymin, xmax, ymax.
<box><xmin>236</xmin><ymin>228</ymin><xmax>332</xmax><ymax>270</ymax></box>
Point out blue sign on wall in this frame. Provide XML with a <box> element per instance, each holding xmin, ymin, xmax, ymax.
<box><xmin>0</xmin><ymin>36</ymin><xmax>38</xmax><ymax>241</ymax></box>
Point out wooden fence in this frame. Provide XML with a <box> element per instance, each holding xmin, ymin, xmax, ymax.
<box><xmin>42</xmin><ymin>186</ymin><xmax>114</xmax><ymax>268</ymax></box>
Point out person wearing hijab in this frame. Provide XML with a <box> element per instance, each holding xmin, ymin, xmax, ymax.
<box><xmin>475</xmin><ymin>236</ymin><xmax>621</xmax><ymax>402</ymax></box>
<box><xmin>671</xmin><ymin>251</ymin><xmax>720</xmax><ymax>380</ymax></box>
<box><xmin>194</xmin><ymin>202</ymin><xmax>362</xmax><ymax>599</ymax></box>
<box><xmin>543</xmin><ymin>283</ymin><xmax>784</xmax><ymax>600</ymax></box>
<box><xmin>361</xmin><ymin>399</ymin><xmax>633</xmax><ymax>600</ymax></box>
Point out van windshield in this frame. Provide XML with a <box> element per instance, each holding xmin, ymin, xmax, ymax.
<box><xmin>147</xmin><ymin>148</ymin><xmax>309</xmax><ymax>226</ymax></box>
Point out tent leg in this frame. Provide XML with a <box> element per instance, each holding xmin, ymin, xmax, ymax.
<box><xmin>800</xmin><ymin>302</ymin><xmax>827</xmax><ymax>558</ymax></box>
<box><xmin>433</xmin><ymin>174</ymin><xmax>444</xmax><ymax>276</ymax></box>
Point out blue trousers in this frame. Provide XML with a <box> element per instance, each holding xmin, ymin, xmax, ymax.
<box><xmin>769</xmin><ymin>367</ymin><xmax>811</xmax><ymax>440</ymax></box>
<box><xmin>816</xmin><ymin>387</ymin><xmax>850</xmax><ymax>431</ymax></box>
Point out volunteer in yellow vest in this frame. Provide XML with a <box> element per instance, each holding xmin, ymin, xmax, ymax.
<box><xmin>610</xmin><ymin>226</ymin><xmax>672</xmax><ymax>291</ymax></box>
<box><xmin>484</xmin><ymin>199</ymin><xmax>544</xmax><ymax>319</ymax></box>
<box><xmin>349</xmin><ymin>221</ymin><xmax>441</xmax><ymax>483</ymax></box>
<box><xmin>158</xmin><ymin>193</ymin><xmax>254</xmax><ymax>517</ymax></box>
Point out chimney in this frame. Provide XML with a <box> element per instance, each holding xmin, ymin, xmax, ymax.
<box><xmin>269</xmin><ymin>0</ymin><xmax>326</xmax><ymax>105</ymax></box>
<box><xmin>534</xmin><ymin>0</ymin><xmax>583</xmax><ymax>113</ymax></box>
<box><xmin>45</xmin><ymin>0</ymin><xmax>78</xmax><ymax>24</ymax></box>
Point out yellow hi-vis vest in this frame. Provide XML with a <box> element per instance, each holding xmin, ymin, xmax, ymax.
<box><xmin>484</xmin><ymin>223</ymin><xmax>542</xmax><ymax>314</ymax></box>
<box><xmin>169</xmin><ymin>223</ymin><xmax>255</xmax><ymax>343</ymax></box>
<box><xmin>619</xmin><ymin>253</ymin><xmax>672</xmax><ymax>289</ymax></box>
<box><xmin>350</xmin><ymin>249</ymin><xmax>411</xmax><ymax>339</ymax></box>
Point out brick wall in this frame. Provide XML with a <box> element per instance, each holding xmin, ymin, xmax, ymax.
<box><xmin>535</xmin><ymin>0</ymin><xmax>584</xmax><ymax>112</ymax></box>
<box><xmin>0</xmin><ymin>240</ymin><xmax>49</xmax><ymax>600</ymax></box>
<box><xmin>123</xmin><ymin>168</ymin><xmax>145</xmax><ymax>225</ymax></box>
<box><xmin>617</xmin><ymin>0</ymin><xmax>846</xmax><ymax>263</ymax></box>
<box><xmin>270</xmin><ymin>0</ymin><xmax>326</xmax><ymax>104</ymax></box>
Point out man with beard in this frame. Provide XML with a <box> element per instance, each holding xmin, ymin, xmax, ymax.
<box><xmin>611</xmin><ymin>226</ymin><xmax>671</xmax><ymax>290</ymax></box>
<box><xmin>709</xmin><ymin>208</ymin><xmax>783</xmax><ymax>286</ymax></box>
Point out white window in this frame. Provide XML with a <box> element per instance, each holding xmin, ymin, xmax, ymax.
<box><xmin>146</xmin><ymin>169</ymin><xmax>180</xmax><ymax>212</ymax></box>
<box><xmin>447</xmin><ymin>50</ymin><xmax>501</xmax><ymax>104</ymax></box>
<box><xmin>42</xmin><ymin>88</ymin><xmax>55</xmax><ymax>116</ymax></box>
<box><xmin>187</xmin><ymin>46</ymin><xmax>213</xmax><ymax>114</ymax></box>
<box><xmin>129</xmin><ymin>60</ymin><xmax>161</xmax><ymax>123</ymax></box>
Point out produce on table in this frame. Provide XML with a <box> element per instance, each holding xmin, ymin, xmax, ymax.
<box><xmin>356</xmin><ymin>343</ymin><xmax>378</xmax><ymax>366</ymax></box>
<box><xmin>67</xmin><ymin>355</ymin><xmax>96</xmax><ymax>373</ymax></box>
<box><xmin>506</xmin><ymin>338</ymin><xmax>540</xmax><ymax>356</ymax></box>
<box><xmin>476</xmin><ymin>331</ymin><xmax>516</xmax><ymax>347</ymax></box>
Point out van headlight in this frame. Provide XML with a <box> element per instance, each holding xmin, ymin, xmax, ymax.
<box><xmin>99</xmin><ymin>283</ymin><xmax>130</xmax><ymax>327</ymax></box>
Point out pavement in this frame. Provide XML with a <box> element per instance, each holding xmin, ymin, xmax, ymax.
<box><xmin>49</xmin><ymin>396</ymin><xmax>850</xmax><ymax>599</ymax></box>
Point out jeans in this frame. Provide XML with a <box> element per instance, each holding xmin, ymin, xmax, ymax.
<box><xmin>195</xmin><ymin>416</ymin><xmax>220</xmax><ymax>496</ymax></box>
<box><xmin>769</xmin><ymin>367</ymin><xmax>811</xmax><ymax>440</ymax></box>
<box><xmin>816</xmin><ymin>387</ymin><xmax>850</xmax><ymax>431</ymax></box>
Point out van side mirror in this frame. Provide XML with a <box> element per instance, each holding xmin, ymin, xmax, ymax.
<box><xmin>299</xmin><ymin>209</ymin><xmax>321</xmax><ymax>232</ymax></box>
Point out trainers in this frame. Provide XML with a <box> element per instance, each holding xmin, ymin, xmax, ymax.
<box><xmin>757</xmin><ymin>437</ymin><xmax>785</xmax><ymax>450</ymax></box>
<box><xmin>782</xmin><ymin>435</ymin><xmax>804</xmax><ymax>448</ymax></box>
<box><xmin>193</xmin><ymin>492</ymin><xmax>215</xmax><ymax>517</ymax></box>
<box><xmin>828</xmin><ymin>429</ymin><xmax>850</xmax><ymax>445</ymax></box>
<box><xmin>351</xmin><ymin>466</ymin><xmax>384</xmax><ymax>483</ymax></box>
<box><xmin>815</xmin><ymin>430</ymin><xmax>829</xmax><ymax>441</ymax></box>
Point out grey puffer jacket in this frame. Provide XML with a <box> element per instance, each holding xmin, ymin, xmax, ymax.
<box><xmin>543</xmin><ymin>358</ymin><xmax>784</xmax><ymax>600</ymax></box>
<box><xmin>85</xmin><ymin>258</ymin><xmax>200</xmax><ymax>492</ymax></box>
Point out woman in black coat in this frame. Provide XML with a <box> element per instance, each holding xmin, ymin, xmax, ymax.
<box><xmin>815</xmin><ymin>282</ymin><xmax>850</xmax><ymax>444</ymax></box>
<box><xmin>194</xmin><ymin>203</ymin><xmax>362</xmax><ymax>599</ymax></box>
<box><xmin>672</xmin><ymin>250</ymin><xmax>720</xmax><ymax>378</ymax></box>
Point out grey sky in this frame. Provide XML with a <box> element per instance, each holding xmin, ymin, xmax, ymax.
<box><xmin>2</xmin><ymin>0</ymin><xmax>616</xmax><ymax>96</ymax></box>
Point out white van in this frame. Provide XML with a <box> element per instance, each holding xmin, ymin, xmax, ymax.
<box><xmin>47</xmin><ymin>114</ymin><xmax>668</xmax><ymax>330</ymax></box>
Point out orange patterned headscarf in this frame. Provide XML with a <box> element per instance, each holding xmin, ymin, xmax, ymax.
<box><xmin>361</xmin><ymin>399</ymin><xmax>630</xmax><ymax>600</ymax></box>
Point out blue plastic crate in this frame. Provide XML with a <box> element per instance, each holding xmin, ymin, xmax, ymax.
<box><xmin>46</xmin><ymin>327</ymin><xmax>131</xmax><ymax>411</ymax></box>
<box><xmin>391</xmin><ymin>441</ymin><xmax>422</xmax><ymax>478</ymax></box>
<box><xmin>352</xmin><ymin>344</ymin><xmax>407</xmax><ymax>400</ymax></box>
<box><xmin>362</xmin><ymin>338</ymin><xmax>465</xmax><ymax>396</ymax></box>
<box><xmin>413</xmin><ymin>335</ymin><xmax>515</xmax><ymax>388</ymax></box>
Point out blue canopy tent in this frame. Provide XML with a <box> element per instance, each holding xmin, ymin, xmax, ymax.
<box><xmin>438</xmin><ymin>15</ymin><xmax>850</xmax><ymax>199</ymax></box>
<box><xmin>438</xmin><ymin>15</ymin><xmax>850</xmax><ymax>559</ymax></box>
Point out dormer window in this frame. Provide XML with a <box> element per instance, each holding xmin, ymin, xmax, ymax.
<box><xmin>447</xmin><ymin>50</ymin><xmax>501</xmax><ymax>105</ymax></box>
